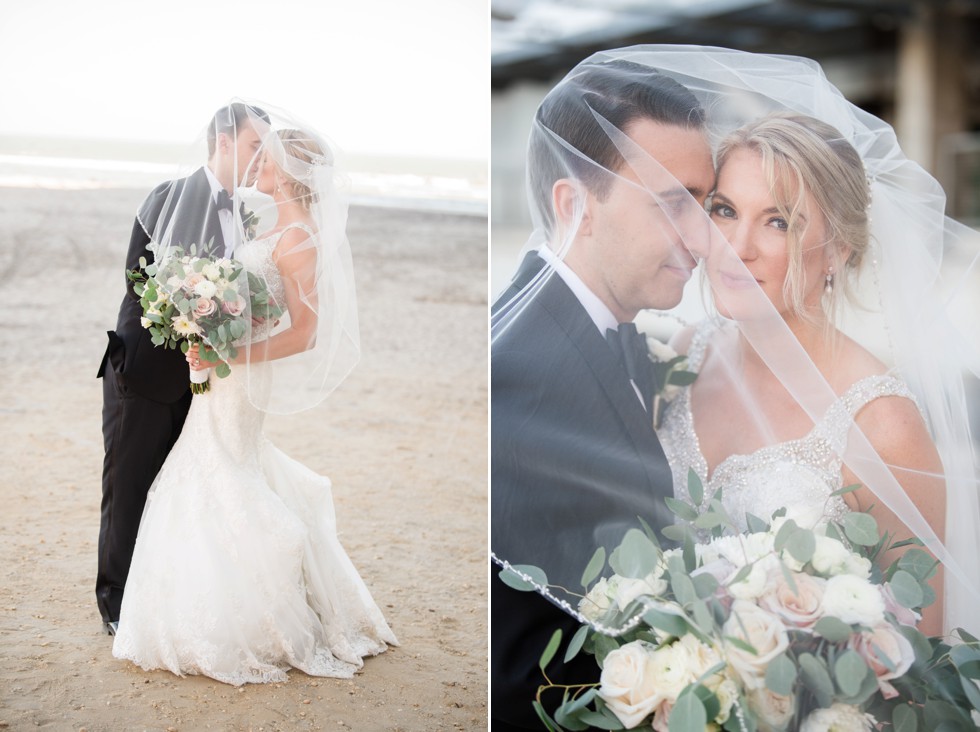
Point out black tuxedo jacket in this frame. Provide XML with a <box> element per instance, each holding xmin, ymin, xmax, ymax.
<box><xmin>97</xmin><ymin>167</ymin><xmax>226</xmax><ymax>403</ymax></box>
<box><xmin>491</xmin><ymin>258</ymin><xmax>675</xmax><ymax>728</ymax></box>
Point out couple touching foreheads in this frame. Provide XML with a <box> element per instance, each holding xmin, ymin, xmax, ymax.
<box><xmin>490</xmin><ymin>46</ymin><xmax>980</xmax><ymax>729</ymax></box>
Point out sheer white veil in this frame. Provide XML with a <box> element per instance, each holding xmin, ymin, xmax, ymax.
<box><xmin>491</xmin><ymin>46</ymin><xmax>980</xmax><ymax>635</ymax></box>
<box><xmin>138</xmin><ymin>99</ymin><xmax>359</xmax><ymax>415</ymax></box>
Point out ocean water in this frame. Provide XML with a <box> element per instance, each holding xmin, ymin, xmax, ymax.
<box><xmin>0</xmin><ymin>135</ymin><xmax>487</xmax><ymax>217</ymax></box>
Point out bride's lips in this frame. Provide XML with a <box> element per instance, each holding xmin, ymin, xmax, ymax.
<box><xmin>718</xmin><ymin>270</ymin><xmax>758</xmax><ymax>290</ymax></box>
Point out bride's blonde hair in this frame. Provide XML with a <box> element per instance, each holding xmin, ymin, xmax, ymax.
<box><xmin>276</xmin><ymin>129</ymin><xmax>331</xmax><ymax>211</ymax></box>
<box><xmin>716</xmin><ymin>113</ymin><xmax>871</xmax><ymax>327</ymax></box>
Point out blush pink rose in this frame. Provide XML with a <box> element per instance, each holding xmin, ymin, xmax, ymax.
<box><xmin>759</xmin><ymin>572</ymin><xmax>826</xmax><ymax>630</ymax></box>
<box><xmin>848</xmin><ymin>624</ymin><xmax>915</xmax><ymax>699</ymax></box>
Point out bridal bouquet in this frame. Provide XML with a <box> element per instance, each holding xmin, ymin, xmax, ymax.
<box><xmin>128</xmin><ymin>245</ymin><xmax>282</xmax><ymax>394</ymax></box>
<box><xmin>500</xmin><ymin>474</ymin><xmax>980</xmax><ymax>731</ymax></box>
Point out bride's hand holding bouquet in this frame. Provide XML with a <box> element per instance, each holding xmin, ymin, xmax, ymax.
<box><xmin>128</xmin><ymin>244</ymin><xmax>283</xmax><ymax>394</ymax></box>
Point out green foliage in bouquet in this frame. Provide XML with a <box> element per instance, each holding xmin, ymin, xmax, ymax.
<box><xmin>127</xmin><ymin>243</ymin><xmax>284</xmax><ymax>393</ymax></box>
<box><xmin>499</xmin><ymin>471</ymin><xmax>980</xmax><ymax>732</ymax></box>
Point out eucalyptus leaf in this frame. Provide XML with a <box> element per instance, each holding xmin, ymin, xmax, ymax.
<box><xmin>831</xmin><ymin>483</ymin><xmax>863</xmax><ymax>498</ymax></box>
<box><xmin>609</xmin><ymin>529</ymin><xmax>659</xmax><ymax>579</ymax></box>
<box><xmin>842</xmin><ymin>512</ymin><xmax>880</xmax><ymax>546</ymax></box>
<box><xmin>671</xmin><ymin>572</ymin><xmax>697</xmax><ymax>606</ymax></box>
<box><xmin>687</xmin><ymin>468</ymin><xmax>703</xmax><ymax>507</ymax></box>
<box><xmin>643</xmin><ymin>608</ymin><xmax>689</xmax><ymax>638</ymax></box>
<box><xmin>691</xmin><ymin>572</ymin><xmax>719</xmax><ymax>600</ymax></box>
<box><xmin>565</xmin><ymin>625</ymin><xmax>589</xmax><ymax>664</ymax></box>
<box><xmin>889</xmin><ymin>569</ymin><xmax>924</xmax><ymax>609</ymax></box>
<box><xmin>668</xmin><ymin>690</ymin><xmax>707</xmax><ymax>732</ymax></box>
<box><xmin>813</xmin><ymin>616</ymin><xmax>853</xmax><ymax>642</ymax></box>
<box><xmin>785</xmin><ymin>529</ymin><xmax>816</xmax><ymax>564</ymax></box>
<box><xmin>532</xmin><ymin>700</ymin><xmax>562</xmax><ymax>732</ymax></box>
<box><xmin>764</xmin><ymin>653</ymin><xmax>797</xmax><ymax>696</ymax></box>
<box><xmin>773</xmin><ymin>519</ymin><xmax>800</xmax><ymax>552</ymax></box>
<box><xmin>665</xmin><ymin>497</ymin><xmax>699</xmax><ymax>522</ymax></box>
<box><xmin>892</xmin><ymin>703</ymin><xmax>918</xmax><ymax>732</ymax></box>
<box><xmin>667</xmin><ymin>370</ymin><xmax>698</xmax><ymax>387</ymax></box>
<box><xmin>498</xmin><ymin>564</ymin><xmax>548</xmax><ymax>592</ymax></box>
<box><xmin>898</xmin><ymin>625</ymin><xmax>933</xmax><ymax>663</ymax></box>
<box><xmin>693</xmin><ymin>512</ymin><xmax>725</xmax><ymax>530</ymax></box>
<box><xmin>581</xmin><ymin>547</ymin><xmax>606</xmax><ymax>589</ymax></box>
<box><xmin>593</xmin><ymin>634</ymin><xmax>620</xmax><ymax>666</ymax></box>
<box><xmin>798</xmin><ymin>653</ymin><xmax>834</xmax><ymax>708</ymax></box>
<box><xmin>898</xmin><ymin>548</ymin><xmax>939</xmax><ymax>581</ymax></box>
<box><xmin>577</xmin><ymin>708</ymin><xmax>626</xmax><ymax>729</ymax></box>
<box><xmin>215</xmin><ymin>362</ymin><xmax>231</xmax><ymax>379</ymax></box>
<box><xmin>834</xmin><ymin>649</ymin><xmax>870</xmax><ymax>697</ymax></box>
<box><xmin>745</xmin><ymin>512</ymin><xmax>768</xmax><ymax>534</ymax></box>
<box><xmin>554</xmin><ymin>702</ymin><xmax>590</xmax><ymax>731</ymax></box>
<box><xmin>539</xmin><ymin>628</ymin><xmax>563</xmax><ymax>671</ymax></box>
<box><xmin>661</xmin><ymin>524</ymin><xmax>690</xmax><ymax>543</ymax></box>
<box><xmin>959</xmin><ymin>674</ymin><xmax>980</xmax><ymax>712</ymax></box>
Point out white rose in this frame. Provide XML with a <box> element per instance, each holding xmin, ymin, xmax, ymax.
<box><xmin>194</xmin><ymin>279</ymin><xmax>218</xmax><ymax>299</ymax></box>
<box><xmin>810</xmin><ymin>534</ymin><xmax>853</xmax><ymax>576</ymax></box>
<box><xmin>843</xmin><ymin>553</ymin><xmax>872</xmax><ymax>579</ymax></box>
<box><xmin>184</xmin><ymin>272</ymin><xmax>205</xmax><ymax>290</ymax></box>
<box><xmin>598</xmin><ymin>641</ymin><xmax>664</xmax><ymax>728</ymax></box>
<box><xmin>747</xmin><ymin>687</ymin><xmax>795</xmax><ymax>731</ymax></box>
<box><xmin>140</xmin><ymin>316</ymin><xmax>151</xmax><ymax>329</ymax></box>
<box><xmin>614</xmin><ymin>573</ymin><xmax>668</xmax><ymax>611</ymax></box>
<box><xmin>800</xmin><ymin>703</ymin><xmax>875</xmax><ymax>732</ymax></box>
<box><xmin>712</xmin><ymin>679</ymin><xmax>739</xmax><ymax>724</ymax></box>
<box><xmin>578</xmin><ymin>577</ymin><xmax>614</xmax><ymax>622</ymax></box>
<box><xmin>727</xmin><ymin>555</ymin><xmax>778</xmax><ymax>601</ymax></box>
<box><xmin>722</xmin><ymin>601</ymin><xmax>789</xmax><ymax>689</ymax></box>
<box><xmin>821</xmin><ymin>574</ymin><xmax>886</xmax><ymax>626</ymax></box>
<box><xmin>849</xmin><ymin>624</ymin><xmax>915</xmax><ymax>699</ymax></box>
<box><xmin>202</xmin><ymin>262</ymin><xmax>222</xmax><ymax>281</ymax></box>
<box><xmin>760</xmin><ymin>571</ymin><xmax>826</xmax><ymax>629</ymax></box>
<box><xmin>645</xmin><ymin>335</ymin><xmax>679</xmax><ymax>363</ymax></box>
<box><xmin>647</xmin><ymin>640</ymin><xmax>696</xmax><ymax>702</ymax></box>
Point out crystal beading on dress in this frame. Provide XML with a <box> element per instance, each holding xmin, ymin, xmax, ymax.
<box><xmin>658</xmin><ymin>320</ymin><xmax>918</xmax><ymax>532</ymax></box>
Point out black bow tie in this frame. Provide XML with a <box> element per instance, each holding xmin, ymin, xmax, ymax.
<box><xmin>214</xmin><ymin>189</ymin><xmax>234</xmax><ymax>212</ymax></box>
<box><xmin>606</xmin><ymin>323</ymin><xmax>654</xmax><ymax>410</ymax></box>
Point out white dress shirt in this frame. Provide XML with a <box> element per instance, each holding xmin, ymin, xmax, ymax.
<box><xmin>538</xmin><ymin>247</ymin><xmax>646</xmax><ymax>410</ymax></box>
<box><xmin>203</xmin><ymin>166</ymin><xmax>236</xmax><ymax>257</ymax></box>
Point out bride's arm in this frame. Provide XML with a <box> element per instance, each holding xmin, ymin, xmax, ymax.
<box><xmin>232</xmin><ymin>227</ymin><xmax>319</xmax><ymax>365</ymax></box>
<box><xmin>841</xmin><ymin>396</ymin><xmax>946</xmax><ymax>636</ymax></box>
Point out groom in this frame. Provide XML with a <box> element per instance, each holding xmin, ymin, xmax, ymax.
<box><xmin>95</xmin><ymin>103</ymin><xmax>269</xmax><ymax>634</ymax></box>
<box><xmin>490</xmin><ymin>61</ymin><xmax>714</xmax><ymax>729</ymax></box>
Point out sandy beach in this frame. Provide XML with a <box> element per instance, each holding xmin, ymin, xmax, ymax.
<box><xmin>0</xmin><ymin>187</ymin><xmax>488</xmax><ymax>731</ymax></box>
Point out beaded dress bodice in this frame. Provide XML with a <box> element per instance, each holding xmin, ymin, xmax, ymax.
<box><xmin>658</xmin><ymin>320</ymin><xmax>916</xmax><ymax>530</ymax></box>
<box><xmin>233</xmin><ymin>226</ymin><xmax>299</xmax><ymax>342</ymax></box>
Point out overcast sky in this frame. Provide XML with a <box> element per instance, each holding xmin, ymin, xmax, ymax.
<box><xmin>0</xmin><ymin>0</ymin><xmax>488</xmax><ymax>162</ymax></box>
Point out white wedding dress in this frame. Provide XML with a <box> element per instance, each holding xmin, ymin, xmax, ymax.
<box><xmin>112</xmin><ymin>227</ymin><xmax>397</xmax><ymax>686</ymax></box>
<box><xmin>658</xmin><ymin>320</ymin><xmax>917</xmax><ymax>531</ymax></box>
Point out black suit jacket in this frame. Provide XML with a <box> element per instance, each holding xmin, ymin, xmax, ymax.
<box><xmin>98</xmin><ymin>168</ymin><xmax>226</xmax><ymax>403</ymax></box>
<box><xmin>490</xmin><ymin>260</ymin><xmax>675</xmax><ymax>728</ymax></box>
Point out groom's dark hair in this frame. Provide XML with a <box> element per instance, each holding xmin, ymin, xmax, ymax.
<box><xmin>528</xmin><ymin>59</ymin><xmax>706</xmax><ymax>235</ymax></box>
<box><xmin>207</xmin><ymin>103</ymin><xmax>270</xmax><ymax>157</ymax></box>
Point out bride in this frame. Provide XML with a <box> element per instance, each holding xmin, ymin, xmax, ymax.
<box><xmin>658</xmin><ymin>112</ymin><xmax>947</xmax><ymax>633</ymax></box>
<box><xmin>112</xmin><ymin>107</ymin><xmax>398</xmax><ymax>685</ymax></box>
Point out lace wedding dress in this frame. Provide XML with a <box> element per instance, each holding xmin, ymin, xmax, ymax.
<box><xmin>112</xmin><ymin>226</ymin><xmax>397</xmax><ymax>686</ymax></box>
<box><xmin>658</xmin><ymin>320</ymin><xmax>916</xmax><ymax>531</ymax></box>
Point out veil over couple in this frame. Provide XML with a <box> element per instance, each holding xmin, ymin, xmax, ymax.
<box><xmin>96</xmin><ymin>101</ymin><xmax>397</xmax><ymax>685</ymax></box>
<box><xmin>491</xmin><ymin>46</ymin><xmax>980</xmax><ymax>728</ymax></box>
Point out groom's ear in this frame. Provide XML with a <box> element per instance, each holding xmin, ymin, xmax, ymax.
<box><xmin>552</xmin><ymin>178</ymin><xmax>591</xmax><ymax>237</ymax></box>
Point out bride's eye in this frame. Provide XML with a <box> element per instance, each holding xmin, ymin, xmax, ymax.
<box><xmin>709</xmin><ymin>202</ymin><xmax>736</xmax><ymax>219</ymax></box>
<box><xmin>768</xmin><ymin>216</ymin><xmax>789</xmax><ymax>232</ymax></box>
